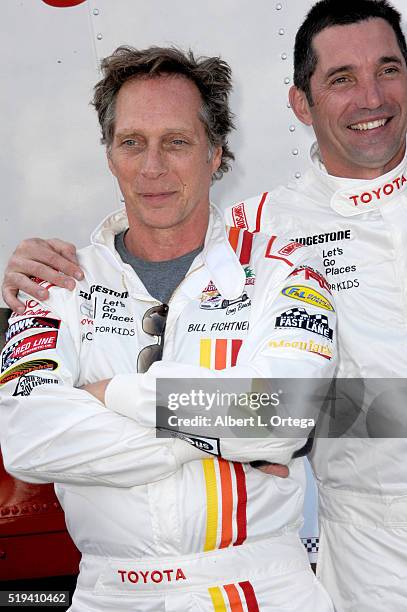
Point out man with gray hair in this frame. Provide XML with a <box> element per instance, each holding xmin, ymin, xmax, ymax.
<box><xmin>0</xmin><ymin>46</ymin><xmax>335</xmax><ymax>610</ymax></box>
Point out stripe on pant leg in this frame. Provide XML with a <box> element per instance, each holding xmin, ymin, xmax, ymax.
<box><xmin>239</xmin><ymin>581</ymin><xmax>260</xmax><ymax>612</ymax></box>
<box><xmin>218</xmin><ymin>458</ymin><xmax>233</xmax><ymax>549</ymax></box>
<box><xmin>224</xmin><ymin>583</ymin><xmax>244</xmax><ymax>611</ymax></box>
<box><xmin>233</xmin><ymin>462</ymin><xmax>247</xmax><ymax>546</ymax></box>
<box><xmin>203</xmin><ymin>459</ymin><xmax>219</xmax><ymax>551</ymax></box>
<box><xmin>209</xmin><ymin>586</ymin><xmax>227</xmax><ymax>611</ymax></box>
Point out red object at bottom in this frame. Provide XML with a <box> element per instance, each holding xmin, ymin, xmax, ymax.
<box><xmin>41</xmin><ymin>1</ymin><xmax>87</xmax><ymax>8</ymax></box>
<box><xmin>0</xmin><ymin>452</ymin><xmax>80</xmax><ymax>580</ymax></box>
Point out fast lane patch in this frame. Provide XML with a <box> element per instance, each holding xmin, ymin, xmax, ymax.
<box><xmin>275</xmin><ymin>307</ymin><xmax>333</xmax><ymax>340</ymax></box>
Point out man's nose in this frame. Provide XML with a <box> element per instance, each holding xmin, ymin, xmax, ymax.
<box><xmin>356</xmin><ymin>77</ymin><xmax>385</xmax><ymax>110</ymax></box>
<box><xmin>140</xmin><ymin>146</ymin><xmax>167</xmax><ymax>178</ymax></box>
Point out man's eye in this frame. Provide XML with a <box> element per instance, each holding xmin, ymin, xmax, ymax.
<box><xmin>122</xmin><ymin>139</ymin><xmax>137</xmax><ymax>146</ymax></box>
<box><xmin>383</xmin><ymin>66</ymin><xmax>399</xmax><ymax>75</ymax></box>
<box><xmin>331</xmin><ymin>76</ymin><xmax>350</xmax><ymax>85</ymax></box>
<box><xmin>171</xmin><ymin>139</ymin><xmax>188</xmax><ymax>146</ymax></box>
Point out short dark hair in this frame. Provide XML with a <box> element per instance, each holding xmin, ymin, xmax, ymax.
<box><xmin>92</xmin><ymin>45</ymin><xmax>235</xmax><ymax>181</ymax></box>
<box><xmin>293</xmin><ymin>0</ymin><xmax>407</xmax><ymax>104</ymax></box>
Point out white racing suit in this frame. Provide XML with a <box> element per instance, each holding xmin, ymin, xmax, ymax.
<box><xmin>226</xmin><ymin>143</ymin><xmax>407</xmax><ymax>612</ymax></box>
<box><xmin>0</xmin><ymin>205</ymin><xmax>336</xmax><ymax>611</ymax></box>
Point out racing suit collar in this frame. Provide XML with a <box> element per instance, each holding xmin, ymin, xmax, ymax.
<box><xmin>200</xmin><ymin>204</ymin><xmax>247</xmax><ymax>300</ymax></box>
<box><xmin>89</xmin><ymin>204</ymin><xmax>246</xmax><ymax>302</ymax></box>
<box><xmin>308</xmin><ymin>140</ymin><xmax>407</xmax><ymax>217</ymax></box>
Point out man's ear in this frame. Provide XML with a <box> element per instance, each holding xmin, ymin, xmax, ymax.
<box><xmin>211</xmin><ymin>146</ymin><xmax>222</xmax><ymax>175</ymax></box>
<box><xmin>289</xmin><ymin>86</ymin><xmax>313</xmax><ymax>126</ymax></box>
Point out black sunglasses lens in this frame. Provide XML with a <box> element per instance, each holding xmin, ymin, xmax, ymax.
<box><xmin>138</xmin><ymin>304</ymin><xmax>168</xmax><ymax>372</ymax></box>
<box><xmin>142</xmin><ymin>304</ymin><xmax>168</xmax><ymax>336</ymax></box>
<box><xmin>137</xmin><ymin>344</ymin><xmax>163</xmax><ymax>374</ymax></box>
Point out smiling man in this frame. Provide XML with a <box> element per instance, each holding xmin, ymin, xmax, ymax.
<box><xmin>108</xmin><ymin>76</ymin><xmax>220</xmax><ymax>257</ymax></box>
<box><xmin>226</xmin><ymin>2</ymin><xmax>407</xmax><ymax>611</ymax></box>
<box><xmin>290</xmin><ymin>11</ymin><xmax>407</xmax><ymax>179</ymax></box>
<box><xmin>0</xmin><ymin>47</ymin><xmax>336</xmax><ymax>611</ymax></box>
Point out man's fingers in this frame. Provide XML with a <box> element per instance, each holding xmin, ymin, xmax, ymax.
<box><xmin>2</xmin><ymin>272</ymin><xmax>51</xmax><ymax>306</ymax></box>
<box><xmin>1</xmin><ymin>236</ymin><xmax>83</xmax><ymax>311</ymax></box>
<box><xmin>6</xmin><ymin>258</ymin><xmax>75</xmax><ymax>290</ymax></box>
<box><xmin>20</xmin><ymin>239</ymin><xmax>82</xmax><ymax>281</ymax></box>
<box><xmin>48</xmin><ymin>239</ymin><xmax>83</xmax><ymax>279</ymax></box>
<box><xmin>48</xmin><ymin>238</ymin><xmax>78</xmax><ymax>262</ymax></box>
<box><xmin>41</xmin><ymin>247</ymin><xmax>83</xmax><ymax>281</ymax></box>
<box><xmin>1</xmin><ymin>239</ymin><xmax>82</xmax><ymax>309</ymax></box>
<box><xmin>258</xmin><ymin>463</ymin><xmax>289</xmax><ymax>478</ymax></box>
<box><xmin>2</xmin><ymin>267</ymin><xmax>76</xmax><ymax>311</ymax></box>
<box><xmin>9</xmin><ymin>238</ymin><xmax>83</xmax><ymax>282</ymax></box>
<box><xmin>2</xmin><ymin>285</ymin><xmax>27</xmax><ymax>313</ymax></box>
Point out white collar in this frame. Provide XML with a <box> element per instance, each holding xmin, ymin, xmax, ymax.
<box><xmin>308</xmin><ymin>141</ymin><xmax>407</xmax><ymax>217</ymax></box>
<box><xmin>201</xmin><ymin>204</ymin><xmax>246</xmax><ymax>300</ymax></box>
<box><xmin>90</xmin><ymin>204</ymin><xmax>246</xmax><ymax>300</ymax></box>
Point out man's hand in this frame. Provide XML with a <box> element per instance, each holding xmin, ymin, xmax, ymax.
<box><xmin>2</xmin><ymin>238</ymin><xmax>84</xmax><ymax>313</ymax></box>
<box><xmin>81</xmin><ymin>381</ymin><xmax>290</xmax><ymax>476</ymax></box>
<box><xmin>258</xmin><ymin>463</ymin><xmax>289</xmax><ymax>478</ymax></box>
<box><xmin>250</xmin><ymin>460</ymin><xmax>289</xmax><ymax>478</ymax></box>
<box><xmin>81</xmin><ymin>379</ymin><xmax>111</xmax><ymax>404</ymax></box>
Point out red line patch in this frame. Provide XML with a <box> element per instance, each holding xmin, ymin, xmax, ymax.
<box><xmin>1</xmin><ymin>331</ymin><xmax>58</xmax><ymax>372</ymax></box>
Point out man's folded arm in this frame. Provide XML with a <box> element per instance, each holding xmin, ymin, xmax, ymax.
<box><xmin>1</xmin><ymin>245</ymin><xmax>336</xmax><ymax>480</ymax></box>
<box><xmin>0</xmin><ymin>291</ymin><xmax>207</xmax><ymax>488</ymax></box>
<box><xmin>104</xmin><ymin>247</ymin><xmax>337</xmax><ymax>465</ymax></box>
